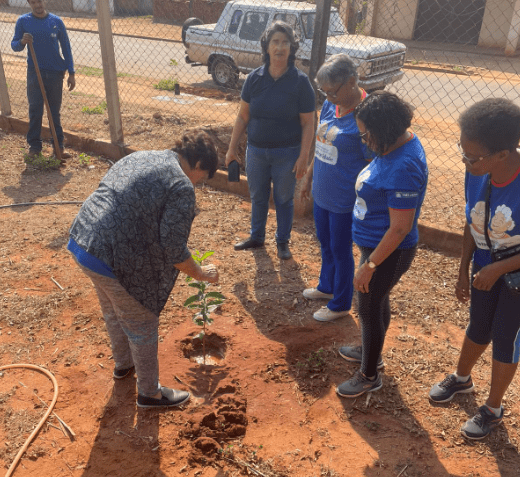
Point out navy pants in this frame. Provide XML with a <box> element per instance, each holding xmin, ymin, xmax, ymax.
<box><xmin>314</xmin><ymin>201</ymin><xmax>354</xmax><ymax>312</ymax></box>
<box><xmin>27</xmin><ymin>67</ymin><xmax>65</xmax><ymax>152</ymax></box>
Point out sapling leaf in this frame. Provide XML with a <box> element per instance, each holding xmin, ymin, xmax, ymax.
<box><xmin>184</xmin><ymin>295</ymin><xmax>200</xmax><ymax>306</ymax></box>
<box><xmin>200</xmin><ymin>251</ymin><xmax>214</xmax><ymax>261</ymax></box>
<box><xmin>188</xmin><ymin>282</ymin><xmax>201</xmax><ymax>288</ymax></box>
<box><xmin>205</xmin><ymin>291</ymin><xmax>225</xmax><ymax>299</ymax></box>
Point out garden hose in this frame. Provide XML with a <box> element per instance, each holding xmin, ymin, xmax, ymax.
<box><xmin>0</xmin><ymin>364</ymin><xmax>58</xmax><ymax>477</ymax></box>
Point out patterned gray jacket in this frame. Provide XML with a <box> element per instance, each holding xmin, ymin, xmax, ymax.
<box><xmin>70</xmin><ymin>150</ymin><xmax>195</xmax><ymax>315</ymax></box>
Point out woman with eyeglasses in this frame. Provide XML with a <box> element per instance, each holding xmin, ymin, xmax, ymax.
<box><xmin>430</xmin><ymin>98</ymin><xmax>520</xmax><ymax>440</ymax></box>
<box><xmin>225</xmin><ymin>21</ymin><xmax>315</xmax><ymax>260</ymax></box>
<box><xmin>336</xmin><ymin>91</ymin><xmax>428</xmax><ymax>398</ymax></box>
<box><xmin>301</xmin><ymin>53</ymin><xmax>371</xmax><ymax>322</ymax></box>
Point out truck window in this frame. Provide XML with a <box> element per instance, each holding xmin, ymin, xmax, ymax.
<box><xmin>229</xmin><ymin>10</ymin><xmax>243</xmax><ymax>34</ymax></box>
<box><xmin>239</xmin><ymin>11</ymin><xmax>269</xmax><ymax>41</ymax></box>
<box><xmin>301</xmin><ymin>11</ymin><xmax>346</xmax><ymax>39</ymax></box>
<box><xmin>273</xmin><ymin>13</ymin><xmax>301</xmax><ymax>38</ymax></box>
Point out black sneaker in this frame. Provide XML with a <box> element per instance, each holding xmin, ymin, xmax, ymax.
<box><xmin>113</xmin><ymin>366</ymin><xmax>135</xmax><ymax>380</ymax></box>
<box><xmin>338</xmin><ymin>345</ymin><xmax>384</xmax><ymax>369</ymax></box>
<box><xmin>461</xmin><ymin>405</ymin><xmax>503</xmax><ymax>440</ymax></box>
<box><xmin>429</xmin><ymin>373</ymin><xmax>474</xmax><ymax>403</ymax></box>
<box><xmin>137</xmin><ymin>386</ymin><xmax>190</xmax><ymax>408</ymax></box>
<box><xmin>336</xmin><ymin>370</ymin><xmax>383</xmax><ymax>398</ymax></box>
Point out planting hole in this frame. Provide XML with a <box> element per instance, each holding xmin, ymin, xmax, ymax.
<box><xmin>181</xmin><ymin>333</ymin><xmax>227</xmax><ymax>366</ymax></box>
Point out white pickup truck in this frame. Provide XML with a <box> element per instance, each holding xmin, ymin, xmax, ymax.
<box><xmin>183</xmin><ymin>0</ymin><xmax>406</xmax><ymax>91</ymax></box>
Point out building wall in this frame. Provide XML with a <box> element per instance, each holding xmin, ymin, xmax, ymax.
<box><xmin>478</xmin><ymin>0</ymin><xmax>514</xmax><ymax>47</ymax></box>
<box><xmin>374</xmin><ymin>0</ymin><xmax>419</xmax><ymax>40</ymax></box>
<box><xmin>153</xmin><ymin>0</ymin><xmax>227</xmax><ymax>24</ymax></box>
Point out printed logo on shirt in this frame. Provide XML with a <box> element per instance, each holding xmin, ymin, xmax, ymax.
<box><xmin>353</xmin><ymin>168</ymin><xmax>371</xmax><ymax>220</ymax></box>
<box><xmin>469</xmin><ymin>201</ymin><xmax>520</xmax><ymax>250</ymax></box>
<box><xmin>395</xmin><ymin>191</ymin><xmax>419</xmax><ymax>198</ymax></box>
<box><xmin>315</xmin><ymin>123</ymin><xmax>340</xmax><ymax>165</ymax></box>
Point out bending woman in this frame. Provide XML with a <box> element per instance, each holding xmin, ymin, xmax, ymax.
<box><xmin>225</xmin><ymin>21</ymin><xmax>315</xmax><ymax>260</ymax></box>
<box><xmin>68</xmin><ymin>130</ymin><xmax>219</xmax><ymax>409</ymax></box>
<box><xmin>337</xmin><ymin>91</ymin><xmax>428</xmax><ymax>398</ymax></box>
<box><xmin>430</xmin><ymin>98</ymin><xmax>520</xmax><ymax>440</ymax></box>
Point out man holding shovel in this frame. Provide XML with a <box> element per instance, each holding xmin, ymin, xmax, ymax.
<box><xmin>11</xmin><ymin>0</ymin><xmax>75</xmax><ymax>159</ymax></box>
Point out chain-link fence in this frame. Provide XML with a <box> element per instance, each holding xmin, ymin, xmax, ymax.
<box><xmin>1</xmin><ymin>0</ymin><xmax>520</xmax><ymax>232</ymax></box>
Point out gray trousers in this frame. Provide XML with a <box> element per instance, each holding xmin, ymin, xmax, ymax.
<box><xmin>78</xmin><ymin>263</ymin><xmax>161</xmax><ymax>397</ymax></box>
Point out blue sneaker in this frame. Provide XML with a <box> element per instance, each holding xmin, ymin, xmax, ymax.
<box><xmin>461</xmin><ymin>405</ymin><xmax>503</xmax><ymax>440</ymax></box>
<box><xmin>429</xmin><ymin>373</ymin><xmax>474</xmax><ymax>403</ymax></box>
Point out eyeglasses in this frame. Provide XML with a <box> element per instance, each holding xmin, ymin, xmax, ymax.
<box><xmin>456</xmin><ymin>142</ymin><xmax>495</xmax><ymax>164</ymax></box>
<box><xmin>317</xmin><ymin>82</ymin><xmax>344</xmax><ymax>100</ymax></box>
<box><xmin>359</xmin><ymin>131</ymin><xmax>368</xmax><ymax>142</ymax></box>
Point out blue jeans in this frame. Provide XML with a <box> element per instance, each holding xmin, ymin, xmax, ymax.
<box><xmin>314</xmin><ymin>202</ymin><xmax>354</xmax><ymax>312</ymax></box>
<box><xmin>27</xmin><ymin>67</ymin><xmax>65</xmax><ymax>151</ymax></box>
<box><xmin>245</xmin><ymin>143</ymin><xmax>300</xmax><ymax>243</ymax></box>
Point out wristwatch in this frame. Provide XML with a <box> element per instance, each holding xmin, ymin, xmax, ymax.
<box><xmin>366</xmin><ymin>259</ymin><xmax>377</xmax><ymax>270</ymax></box>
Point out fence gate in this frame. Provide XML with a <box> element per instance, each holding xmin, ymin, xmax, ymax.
<box><xmin>413</xmin><ymin>0</ymin><xmax>486</xmax><ymax>45</ymax></box>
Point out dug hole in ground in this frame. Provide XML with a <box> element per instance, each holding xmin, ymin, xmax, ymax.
<box><xmin>1</xmin><ymin>129</ymin><xmax>519</xmax><ymax>477</ymax></box>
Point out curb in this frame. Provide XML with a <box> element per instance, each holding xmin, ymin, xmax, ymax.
<box><xmin>0</xmin><ymin>114</ymin><xmax>463</xmax><ymax>257</ymax></box>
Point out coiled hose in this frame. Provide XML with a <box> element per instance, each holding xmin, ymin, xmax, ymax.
<box><xmin>0</xmin><ymin>364</ymin><xmax>58</xmax><ymax>477</ymax></box>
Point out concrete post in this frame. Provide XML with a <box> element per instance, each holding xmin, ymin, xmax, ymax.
<box><xmin>0</xmin><ymin>52</ymin><xmax>12</xmax><ymax>117</ymax></box>
<box><xmin>96</xmin><ymin>0</ymin><xmax>124</xmax><ymax>151</ymax></box>
<box><xmin>505</xmin><ymin>0</ymin><xmax>520</xmax><ymax>56</ymax></box>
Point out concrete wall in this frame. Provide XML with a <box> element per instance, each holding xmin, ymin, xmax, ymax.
<box><xmin>374</xmin><ymin>0</ymin><xmax>419</xmax><ymax>40</ymax></box>
<box><xmin>478</xmin><ymin>0</ymin><xmax>514</xmax><ymax>47</ymax></box>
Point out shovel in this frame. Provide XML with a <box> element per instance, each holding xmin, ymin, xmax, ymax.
<box><xmin>27</xmin><ymin>41</ymin><xmax>62</xmax><ymax>162</ymax></box>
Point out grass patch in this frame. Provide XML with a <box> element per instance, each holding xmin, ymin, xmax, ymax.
<box><xmin>70</xmin><ymin>91</ymin><xmax>97</xmax><ymax>98</ymax></box>
<box><xmin>77</xmin><ymin>66</ymin><xmax>135</xmax><ymax>78</ymax></box>
<box><xmin>82</xmin><ymin>100</ymin><xmax>107</xmax><ymax>115</ymax></box>
<box><xmin>154</xmin><ymin>78</ymin><xmax>178</xmax><ymax>91</ymax></box>
<box><xmin>24</xmin><ymin>152</ymin><xmax>61</xmax><ymax>170</ymax></box>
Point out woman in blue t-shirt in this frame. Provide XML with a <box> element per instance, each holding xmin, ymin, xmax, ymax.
<box><xmin>300</xmin><ymin>54</ymin><xmax>371</xmax><ymax>322</ymax></box>
<box><xmin>336</xmin><ymin>92</ymin><xmax>428</xmax><ymax>399</ymax></box>
<box><xmin>430</xmin><ymin>98</ymin><xmax>520</xmax><ymax>440</ymax></box>
<box><xmin>225</xmin><ymin>21</ymin><xmax>316</xmax><ymax>260</ymax></box>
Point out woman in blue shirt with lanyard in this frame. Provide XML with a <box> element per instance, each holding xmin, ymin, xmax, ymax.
<box><xmin>336</xmin><ymin>91</ymin><xmax>428</xmax><ymax>398</ymax></box>
<box><xmin>430</xmin><ymin>98</ymin><xmax>520</xmax><ymax>440</ymax></box>
<box><xmin>301</xmin><ymin>54</ymin><xmax>371</xmax><ymax>322</ymax></box>
<box><xmin>225</xmin><ymin>21</ymin><xmax>315</xmax><ymax>260</ymax></box>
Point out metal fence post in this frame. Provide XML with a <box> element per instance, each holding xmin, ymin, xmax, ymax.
<box><xmin>0</xmin><ymin>52</ymin><xmax>12</xmax><ymax>117</ymax></box>
<box><xmin>96</xmin><ymin>0</ymin><xmax>124</xmax><ymax>150</ymax></box>
<box><xmin>308</xmin><ymin>0</ymin><xmax>332</xmax><ymax>96</ymax></box>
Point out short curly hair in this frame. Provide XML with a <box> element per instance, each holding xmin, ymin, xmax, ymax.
<box><xmin>260</xmin><ymin>21</ymin><xmax>299</xmax><ymax>67</ymax></box>
<box><xmin>459</xmin><ymin>98</ymin><xmax>520</xmax><ymax>153</ymax></box>
<box><xmin>354</xmin><ymin>91</ymin><xmax>413</xmax><ymax>155</ymax></box>
<box><xmin>172</xmin><ymin>129</ymin><xmax>218</xmax><ymax>179</ymax></box>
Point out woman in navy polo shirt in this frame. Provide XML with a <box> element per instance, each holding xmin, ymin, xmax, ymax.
<box><xmin>336</xmin><ymin>92</ymin><xmax>428</xmax><ymax>398</ymax></box>
<box><xmin>225</xmin><ymin>21</ymin><xmax>316</xmax><ymax>260</ymax></box>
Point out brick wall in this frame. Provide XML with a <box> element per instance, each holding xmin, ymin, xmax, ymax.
<box><xmin>153</xmin><ymin>0</ymin><xmax>227</xmax><ymax>24</ymax></box>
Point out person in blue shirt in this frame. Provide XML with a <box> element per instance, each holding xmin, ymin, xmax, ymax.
<box><xmin>430</xmin><ymin>98</ymin><xmax>520</xmax><ymax>440</ymax></box>
<box><xmin>11</xmin><ymin>0</ymin><xmax>75</xmax><ymax>158</ymax></box>
<box><xmin>225</xmin><ymin>21</ymin><xmax>315</xmax><ymax>260</ymax></box>
<box><xmin>301</xmin><ymin>54</ymin><xmax>371</xmax><ymax>322</ymax></box>
<box><xmin>336</xmin><ymin>91</ymin><xmax>428</xmax><ymax>398</ymax></box>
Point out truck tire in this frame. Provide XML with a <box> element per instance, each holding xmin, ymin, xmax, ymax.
<box><xmin>182</xmin><ymin>17</ymin><xmax>203</xmax><ymax>46</ymax></box>
<box><xmin>211</xmin><ymin>57</ymin><xmax>239</xmax><ymax>89</ymax></box>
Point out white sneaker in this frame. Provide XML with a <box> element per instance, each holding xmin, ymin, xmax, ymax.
<box><xmin>303</xmin><ymin>288</ymin><xmax>334</xmax><ymax>300</ymax></box>
<box><xmin>313</xmin><ymin>306</ymin><xmax>350</xmax><ymax>322</ymax></box>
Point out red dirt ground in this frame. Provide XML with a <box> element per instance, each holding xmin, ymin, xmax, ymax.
<box><xmin>1</xmin><ymin>128</ymin><xmax>520</xmax><ymax>477</ymax></box>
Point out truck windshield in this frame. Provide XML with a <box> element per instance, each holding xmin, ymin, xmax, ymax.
<box><xmin>301</xmin><ymin>12</ymin><xmax>346</xmax><ymax>39</ymax></box>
